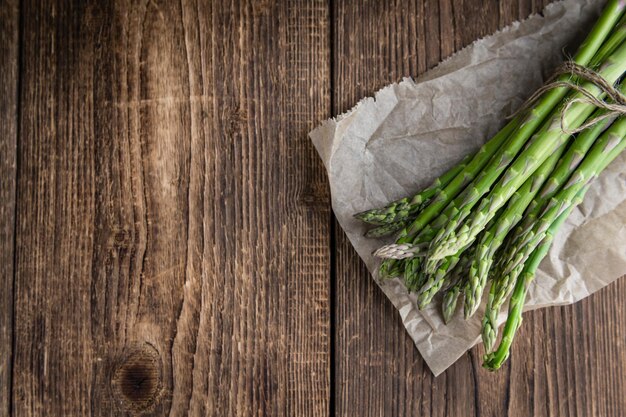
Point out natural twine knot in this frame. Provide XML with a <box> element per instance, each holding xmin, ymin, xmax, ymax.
<box><xmin>512</xmin><ymin>61</ymin><xmax>626</xmax><ymax>134</ymax></box>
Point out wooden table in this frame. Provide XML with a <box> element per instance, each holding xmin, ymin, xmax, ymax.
<box><xmin>2</xmin><ymin>0</ymin><xmax>625</xmax><ymax>415</ymax></box>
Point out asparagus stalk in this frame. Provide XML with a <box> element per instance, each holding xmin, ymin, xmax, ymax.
<box><xmin>490</xmin><ymin>107</ymin><xmax>617</xmax><ymax>282</ymax></box>
<box><xmin>492</xmin><ymin>22</ymin><xmax>626</xmax><ymax>262</ymax></box>
<box><xmin>401</xmin><ymin>37</ymin><xmax>626</xmax><ymax>292</ymax></box>
<box><xmin>463</xmin><ymin>141</ymin><xmax>566</xmax><ymax>318</ymax></box>
<box><xmin>365</xmin><ymin>220</ymin><xmax>409</xmax><ymax>238</ymax></box>
<box><xmin>379</xmin><ymin>258</ymin><xmax>404</xmax><ymax>279</ymax></box>
<box><xmin>427</xmin><ymin>39</ymin><xmax>626</xmax><ymax>262</ymax></box>
<box><xmin>442</xmin><ymin>246</ymin><xmax>475</xmax><ymax>323</ymax></box>
<box><xmin>482</xmin><ymin>187</ymin><xmax>588</xmax><ymax>370</ymax></box>
<box><xmin>404</xmin><ymin>257</ymin><xmax>423</xmax><ymax>291</ymax></box>
<box><xmin>417</xmin><ymin>227</ymin><xmax>489</xmax><ymax>307</ymax></box>
<box><xmin>380</xmin><ymin>10</ymin><xmax>626</xmax><ymax>281</ymax></box>
<box><xmin>482</xmin><ymin>238</ymin><xmax>552</xmax><ymax>369</ymax></box>
<box><xmin>355</xmin><ymin>155</ymin><xmax>473</xmax><ymax>226</ymax></box>
<box><xmin>588</xmin><ymin>11</ymin><xmax>626</xmax><ymax>71</ymax></box>
<box><xmin>442</xmin><ymin>282</ymin><xmax>464</xmax><ymax>324</ymax></box>
<box><xmin>405</xmin><ymin>216</ymin><xmax>475</xmax><ymax>301</ymax></box>
<box><xmin>478</xmin><ymin>112</ymin><xmax>614</xmax><ymax>347</ymax></box>
<box><xmin>501</xmin><ymin>115</ymin><xmax>626</xmax><ymax>277</ymax></box>
<box><xmin>484</xmin><ymin>117</ymin><xmax>626</xmax><ymax>351</ymax></box>
<box><xmin>378</xmin><ymin>222</ymin><xmax>439</xmax><ymax>280</ymax></box>
<box><xmin>417</xmin><ymin>254</ymin><xmax>462</xmax><ymax>309</ymax></box>
<box><xmin>359</xmin><ymin>1</ymin><xmax>626</xmax><ymax>368</ymax></box>
<box><xmin>508</xmin><ymin>108</ymin><xmax>615</xmax><ymax>249</ymax></box>
<box><xmin>396</xmin><ymin>0</ymin><xmax>624</xmax><ymax>245</ymax></box>
<box><xmin>395</xmin><ymin>119</ymin><xmax>519</xmax><ymax>241</ymax></box>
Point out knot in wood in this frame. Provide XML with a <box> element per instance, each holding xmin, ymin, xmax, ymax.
<box><xmin>108</xmin><ymin>226</ymin><xmax>131</xmax><ymax>250</ymax></box>
<box><xmin>111</xmin><ymin>343</ymin><xmax>162</xmax><ymax>415</ymax></box>
<box><xmin>114</xmin><ymin>230</ymin><xmax>127</xmax><ymax>244</ymax></box>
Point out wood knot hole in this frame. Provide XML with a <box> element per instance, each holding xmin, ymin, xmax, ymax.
<box><xmin>112</xmin><ymin>343</ymin><xmax>162</xmax><ymax>414</ymax></box>
<box><xmin>109</xmin><ymin>227</ymin><xmax>130</xmax><ymax>250</ymax></box>
<box><xmin>114</xmin><ymin>230</ymin><xmax>127</xmax><ymax>244</ymax></box>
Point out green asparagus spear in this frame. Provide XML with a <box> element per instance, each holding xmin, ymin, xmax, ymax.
<box><xmin>365</xmin><ymin>220</ymin><xmax>409</xmax><ymax>238</ymax></box>
<box><xmin>396</xmin><ymin>0</ymin><xmax>624</xmax><ymax>245</ymax></box>
<box><xmin>427</xmin><ymin>39</ymin><xmax>626</xmax><ymax>261</ymax></box>
<box><xmin>501</xmin><ymin>115</ymin><xmax>626</xmax><ymax>277</ymax></box>
<box><xmin>510</xmin><ymin>109</ymin><xmax>615</xmax><ymax>248</ymax></box>
<box><xmin>442</xmin><ymin>282</ymin><xmax>464</xmax><ymax>324</ymax></box>
<box><xmin>361</xmin><ymin>1</ymin><xmax>626</xmax><ymax>370</ymax></box>
<box><xmin>482</xmin><ymin>187</ymin><xmax>588</xmax><ymax>370</ymax></box>
<box><xmin>395</xmin><ymin>120</ymin><xmax>519</xmax><ymax>241</ymax></box>
<box><xmin>355</xmin><ymin>155</ymin><xmax>472</xmax><ymax>226</ymax></box>
<box><xmin>476</xmin><ymin>109</ymin><xmax>616</xmax><ymax>345</ymax></box>
<box><xmin>401</xmin><ymin>38</ymin><xmax>626</xmax><ymax>293</ymax></box>
<box><xmin>442</xmin><ymin>246</ymin><xmax>475</xmax><ymax>323</ymax></box>
<box><xmin>484</xmin><ymin>117</ymin><xmax>626</xmax><ymax>351</ymax></box>
<box><xmin>463</xmin><ymin>141</ymin><xmax>566</xmax><ymax>318</ymax></box>
<box><xmin>482</xmin><ymin>239</ymin><xmax>551</xmax><ymax>369</ymax></box>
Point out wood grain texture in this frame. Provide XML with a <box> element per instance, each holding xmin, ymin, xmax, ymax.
<box><xmin>12</xmin><ymin>0</ymin><xmax>330</xmax><ymax>416</ymax></box>
<box><xmin>9</xmin><ymin>0</ymin><xmax>626</xmax><ymax>416</ymax></box>
<box><xmin>332</xmin><ymin>0</ymin><xmax>626</xmax><ymax>416</ymax></box>
<box><xmin>1</xmin><ymin>0</ymin><xmax>19</xmax><ymax>414</ymax></box>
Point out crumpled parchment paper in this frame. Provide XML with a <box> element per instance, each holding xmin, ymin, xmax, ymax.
<box><xmin>309</xmin><ymin>0</ymin><xmax>626</xmax><ymax>376</ymax></box>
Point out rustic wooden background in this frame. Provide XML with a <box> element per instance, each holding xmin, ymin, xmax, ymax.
<box><xmin>1</xmin><ymin>0</ymin><xmax>626</xmax><ymax>416</ymax></box>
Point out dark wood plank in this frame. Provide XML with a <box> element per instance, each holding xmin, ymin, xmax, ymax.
<box><xmin>13</xmin><ymin>0</ymin><xmax>330</xmax><ymax>415</ymax></box>
<box><xmin>0</xmin><ymin>0</ymin><xmax>19</xmax><ymax>414</ymax></box>
<box><xmin>332</xmin><ymin>1</ymin><xmax>626</xmax><ymax>416</ymax></box>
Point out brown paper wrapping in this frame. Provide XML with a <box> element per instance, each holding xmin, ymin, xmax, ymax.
<box><xmin>310</xmin><ymin>0</ymin><xmax>626</xmax><ymax>375</ymax></box>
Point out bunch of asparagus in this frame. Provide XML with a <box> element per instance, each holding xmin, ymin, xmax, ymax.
<box><xmin>355</xmin><ymin>0</ymin><xmax>626</xmax><ymax>371</ymax></box>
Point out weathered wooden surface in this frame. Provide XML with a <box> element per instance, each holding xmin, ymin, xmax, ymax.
<box><xmin>332</xmin><ymin>1</ymin><xmax>626</xmax><ymax>416</ymax></box>
<box><xmin>4</xmin><ymin>0</ymin><xmax>626</xmax><ymax>416</ymax></box>
<box><xmin>11</xmin><ymin>0</ymin><xmax>329</xmax><ymax>415</ymax></box>
<box><xmin>1</xmin><ymin>0</ymin><xmax>19</xmax><ymax>414</ymax></box>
